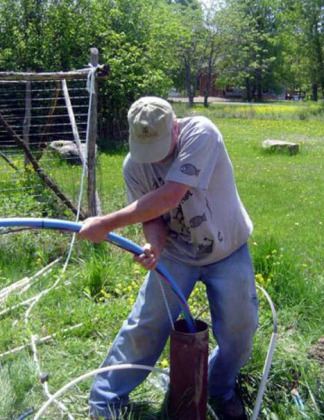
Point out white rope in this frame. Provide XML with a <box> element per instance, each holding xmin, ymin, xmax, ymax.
<box><xmin>207</xmin><ymin>403</ymin><xmax>219</xmax><ymax>420</ymax></box>
<box><xmin>86</xmin><ymin>65</ymin><xmax>97</xmax><ymax>95</ymax></box>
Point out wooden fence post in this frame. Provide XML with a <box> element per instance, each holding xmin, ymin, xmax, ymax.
<box><xmin>87</xmin><ymin>48</ymin><xmax>101</xmax><ymax>216</ymax></box>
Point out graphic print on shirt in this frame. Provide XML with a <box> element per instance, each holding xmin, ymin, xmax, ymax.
<box><xmin>197</xmin><ymin>237</ymin><xmax>214</xmax><ymax>257</ymax></box>
<box><xmin>168</xmin><ymin>200</ymin><xmax>214</xmax><ymax>258</ymax></box>
<box><xmin>205</xmin><ymin>198</ymin><xmax>212</xmax><ymax>216</ymax></box>
<box><xmin>172</xmin><ymin>205</ymin><xmax>191</xmax><ymax>237</ymax></box>
<box><xmin>180</xmin><ymin>163</ymin><xmax>200</xmax><ymax>176</ymax></box>
<box><xmin>189</xmin><ymin>213</ymin><xmax>207</xmax><ymax>228</ymax></box>
<box><xmin>181</xmin><ymin>190</ymin><xmax>193</xmax><ymax>204</ymax></box>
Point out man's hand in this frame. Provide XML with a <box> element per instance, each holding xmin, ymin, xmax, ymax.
<box><xmin>134</xmin><ymin>217</ymin><xmax>167</xmax><ymax>270</ymax></box>
<box><xmin>134</xmin><ymin>243</ymin><xmax>161</xmax><ymax>270</ymax></box>
<box><xmin>78</xmin><ymin>216</ymin><xmax>109</xmax><ymax>243</ymax></box>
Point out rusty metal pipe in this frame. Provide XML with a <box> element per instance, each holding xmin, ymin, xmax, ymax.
<box><xmin>169</xmin><ymin>319</ymin><xmax>209</xmax><ymax>420</ymax></box>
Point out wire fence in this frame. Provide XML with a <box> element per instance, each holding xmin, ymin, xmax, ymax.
<box><xmin>0</xmin><ymin>77</ymin><xmax>91</xmax><ymax>218</ymax></box>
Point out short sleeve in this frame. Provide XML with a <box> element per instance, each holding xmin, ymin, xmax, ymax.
<box><xmin>123</xmin><ymin>154</ymin><xmax>149</xmax><ymax>203</ymax></box>
<box><xmin>165</xmin><ymin>117</ymin><xmax>221</xmax><ymax>190</ymax></box>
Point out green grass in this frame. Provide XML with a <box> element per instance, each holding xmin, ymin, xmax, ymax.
<box><xmin>0</xmin><ymin>101</ymin><xmax>323</xmax><ymax>419</ymax></box>
<box><xmin>174</xmin><ymin>100</ymin><xmax>324</xmax><ymax>121</ymax></box>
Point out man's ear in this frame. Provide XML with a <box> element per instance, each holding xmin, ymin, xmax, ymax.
<box><xmin>172</xmin><ymin>119</ymin><xmax>179</xmax><ymax>141</ymax></box>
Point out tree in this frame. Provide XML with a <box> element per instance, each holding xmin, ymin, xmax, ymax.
<box><xmin>169</xmin><ymin>1</ymin><xmax>206</xmax><ymax>105</ymax></box>
<box><xmin>215</xmin><ymin>0</ymin><xmax>280</xmax><ymax>101</ymax></box>
<box><xmin>298</xmin><ymin>0</ymin><xmax>324</xmax><ymax>100</ymax></box>
<box><xmin>92</xmin><ymin>0</ymin><xmax>183</xmax><ymax>139</ymax></box>
<box><xmin>41</xmin><ymin>0</ymin><xmax>94</xmax><ymax>71</ymax></box>
<box><xmin>199</xmin><ymin>0</ymin><xmax>222</xmax><ymax>106</ymax></box>
<box><xmin>0</xmin><ymin>0</ymin><xmax>94</xmax><ymax>71</ymax></box>
<box><xmin>167</xmin><ymin>0</ymin><xmax>200</xmax><ymax>8</ymax></box>
<box><xmin>0</xmin><ymin>0</ymin><xmax>186</xmax><ymax>140</ymax></box>
<box><xmin>276</xmin><ymin>0</ymin><xmax>324</xmax><ymax>100</ymax></box>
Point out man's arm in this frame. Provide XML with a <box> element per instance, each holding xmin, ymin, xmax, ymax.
<box><xmin>79</xmin><ymin>181</ymin><xmax>188</xmax><ymax>243</ymax></box>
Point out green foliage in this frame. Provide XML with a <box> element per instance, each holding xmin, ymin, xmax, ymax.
<box><xmin>0</xmin><ymin>0</ymin><xmax>187</xmax><ymax>139</ymax></box>
<box><xmin>215</xmin><ymin>0</ymin><xmax>282</xmax><ymax>100</ymax></box>
<box><xmin>0</xmin><ymin>356</ymin><xmax>38</xmax><ymax>419</ymax></box>
<box><xmin>252</xmin><ymin>237</ymin><xmax>310</xmax><ymax>308</ymax></box>
<box><xmin>275</xmin><ymin>0</ymin><xmax>324</xmax><ymax>99</ymax></box>
<box><xmin>0</xmin><ymin>365</ymin><xmax>14</xmax><ymax>418</ymax></box>
<box><xmin>95</xmin><ymin>0</ymin><xmax>185</xmax><ymax>138</ymax></box>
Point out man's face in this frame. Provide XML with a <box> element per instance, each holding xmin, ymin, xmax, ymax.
<box><xmin>157</xmin><ymin>120</ymin><xmax>179</xmax><ymax>163</ymax></box>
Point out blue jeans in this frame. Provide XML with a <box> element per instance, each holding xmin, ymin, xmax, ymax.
<box><xmin>89</xmin><ymin>244</ymin><xmax>258</xmax><ymax>418</ymax></box>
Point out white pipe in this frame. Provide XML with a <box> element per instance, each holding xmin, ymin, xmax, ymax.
<box><xmin>251</xmin><ymin>332</ymin><xmax>277</xmax><ymax>420</ymax></box>
<box><xmin>251</xmin><ymin>285</ymin><xmax>278</xmax><ymax>420</ymax></box>
<box><xmin>34</xmin><ymin>364</ymin><xmax>168</xmax><ymax>419</ymax></box>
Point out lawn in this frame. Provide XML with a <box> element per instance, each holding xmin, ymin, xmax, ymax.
<box><xmin>0</xmin><ymin>101</ymin><xmax>323</xmax><ymax>419</ymax></box>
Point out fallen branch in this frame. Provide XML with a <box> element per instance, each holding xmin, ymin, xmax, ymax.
<box><xmin>0</xmin><ymin>227</ymin><xmax>33</xmax><ymax>235</ymax></box>
<box><xmin>0</xmin><ymin>323</ymin><xmax>83</xmax><ymax>359</ymax></box>
<box><xmin>0</xmin><ymin>150</ymin><xmax>19</xmax><ymax>171</ymax></box>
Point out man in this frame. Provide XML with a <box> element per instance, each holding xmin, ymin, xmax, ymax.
<box><xmin>79</xmin><ymin>96</ymin><xmax>258</xmax><ymax>419</ymax></box>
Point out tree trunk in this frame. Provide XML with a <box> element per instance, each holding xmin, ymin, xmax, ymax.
<box><xmin>255</xmin><ymin>68</ymin><xmax>263</xmax><ymax>101</ymax></box>
<box><xmin>203</xmin><ymin>52</ymin><xmax>213</xmax><ymax>108</ymax></box>
<box><xmin>313</xmin><ymin>25</ymin><xmax>324</xmax><ymax>99</ymax></box>
<box><xmin>185</xmin><ymin>60</ymin><xmax>194</xmax><ymax>106</ymax></box>
<box><xmin>245</xmin><ymin>78</ymin><xmax>252</xmax><ymax>102</ymax></box>
<box><xmin>311</xmin><ymin>83</ymin><xmax>318</xmax><ymax>101</ymax></box>
<box><xmin>203</xmin><ymin>89</ymin><xmax>209</xmax><ymax>107</ymax></box>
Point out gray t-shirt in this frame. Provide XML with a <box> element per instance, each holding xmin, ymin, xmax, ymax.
<box><xmin>123</xmin><ymin>116</ymin><xmax>253</xmax><ymax>265</ymax></box>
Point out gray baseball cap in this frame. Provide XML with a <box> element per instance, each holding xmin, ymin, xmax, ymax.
<box><xmin>127</xmin><ymin>96</ymin><xmax>174</xmax><ymax>163</ymax></box>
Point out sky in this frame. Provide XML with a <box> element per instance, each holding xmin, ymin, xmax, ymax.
<box><xmin>199</xmin><ymin>0</ymin><xmax>214</xmax><ymax>8</ymax></box>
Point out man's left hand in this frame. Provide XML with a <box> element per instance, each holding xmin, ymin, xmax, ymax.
<box><xmin>134</xmin><ymin>243</ymin><xmax>160</xmax><ymax>270</ymax></box>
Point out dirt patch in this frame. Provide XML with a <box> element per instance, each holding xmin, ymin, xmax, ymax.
<box><xmin>308</xmin><ymin>337</ymin><xmax>324</xmax><ymax>365</ymax></box>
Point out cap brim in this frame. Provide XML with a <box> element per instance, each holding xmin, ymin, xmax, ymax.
<box><xmin>129</xmin><ymin>133</ymin><xmax>172</xmax><ymax>163</ymax></box>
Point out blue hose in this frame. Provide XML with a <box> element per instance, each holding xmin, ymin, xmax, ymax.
<box><xmin>0</xmin><ymin>217</ymin><xmax>196</xmax><ymax>332</ymax></box>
